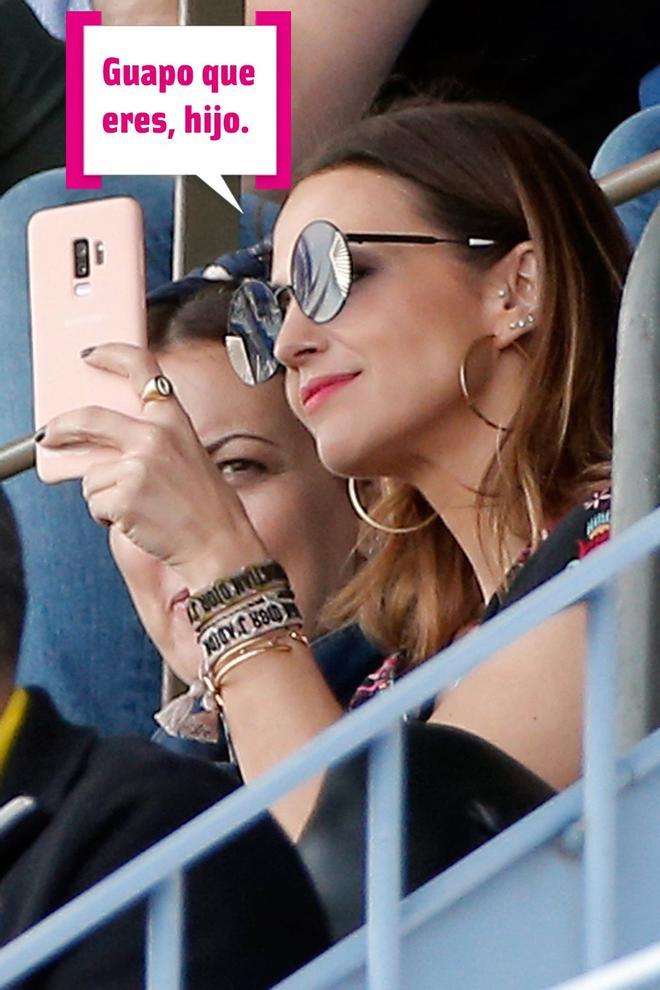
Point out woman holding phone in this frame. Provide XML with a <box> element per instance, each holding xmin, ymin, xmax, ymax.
<box><xmin>38</xmin><ymin>99</ymin><xmax>629</xmax><ymax>840</ymax></box>
<box><xmin>115</xmin><ymin>281</ymin><xmax>376</xmax><ymax>749</ymax></box>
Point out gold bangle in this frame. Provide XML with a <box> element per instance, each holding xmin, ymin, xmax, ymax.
<box><xmin>215</xmin><ymin>643</ymin><xmax>291</xmax><ymax>687</ymax></box>
<box><xmin>203</xmin><ymin>629</ymin><xmax>310</xmax><ymax>709</ymax></box>
<box><xmin>211</xmin><ymin>632</ymin><xmax>293</xmax><ymax>677</ymax></box>
<box><xmin>211</xmin><ymin>628</ymin><xmax>308</xmax><ymax>680</ymax></box>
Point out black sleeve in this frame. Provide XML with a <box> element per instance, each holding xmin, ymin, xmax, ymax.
<box><xmin>372</xmin><ymin>0</ymin><xmax>659</xmax><ymax>163</ymax></box>
<box><xmin>484</xmin><ymin>490</ymin><xmax>612</xmax><ymax>620</ymax></box>
<box><xmin>34</xmin><ymin>745</ymin><xmax>328</xmax><ymax>990</ymax></box>
<box><xmin>0</xmin><ymin>0</ymin><xmax>66</xmax><ymax>196</ymax></box>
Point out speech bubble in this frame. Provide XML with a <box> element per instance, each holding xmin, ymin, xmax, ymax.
<box><xmin>66</xmin><ymin>13</ymin><xmax>291</xmax><ymax>209</ymax></box>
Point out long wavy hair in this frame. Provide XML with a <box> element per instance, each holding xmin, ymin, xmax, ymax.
<box><xmin>301</xmin><ymin>100</ymin><xmax>631</xmax><ymax>665</ymax></box>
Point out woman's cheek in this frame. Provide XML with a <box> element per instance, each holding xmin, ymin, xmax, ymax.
<box><xmin>110</xmin><ymin>530</ymin><xmax>154</xmax><ymax>586</ymax></box>
<box><xmin>233</xmin><ymin>488</ymin><xmax>280</xmax><ymax>560</ymax></box>
<box><xmin>165</xmin><ymin>612</ymin><xmax>201</xmax><ymax>684</ymax></box>
<box><xmin>284</xmin><ymin>373</ymin><xmax>306</xmax><ymax>425</ymax></box>
<box><xmin>225</xmin><ymin>482</ymin><xmax>320</xmax><ymax>632</ymax></box>
<box><xmin>109</xmin><ymin>532</ymin><xmax>170</xmax><ymax>639</ymax></box>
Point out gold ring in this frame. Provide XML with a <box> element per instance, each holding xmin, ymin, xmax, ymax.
<box><xmin>141</xmin><ymin>375</ymin><xmax>174</xmax><ymax>403</ymax></box>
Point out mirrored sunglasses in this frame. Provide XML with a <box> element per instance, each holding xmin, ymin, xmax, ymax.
<box><xmin>226</xmin><ymin>219</ymin><xmax>497</xmax><ymax>385</ymax></box>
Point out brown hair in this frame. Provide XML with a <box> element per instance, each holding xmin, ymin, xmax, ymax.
<box><xmin>302</xmin><ymin>99</ymin><xmax>631</xmax><ymax>664</ymax></box>
<box><xmin>147</xmin><ymin>282</ymin><xmax>237</xmax><ymax>351</ymax></box>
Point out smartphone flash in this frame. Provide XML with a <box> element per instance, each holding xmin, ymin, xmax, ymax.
<box><xmin>95</xmin><ymin>241</ymin><xmax>106</xmax><ymax>265</ymax></box>
<box><xmin>74</xmin><ymin>282</ymin><xmax>91</xmax><ymax>297</ymax></box>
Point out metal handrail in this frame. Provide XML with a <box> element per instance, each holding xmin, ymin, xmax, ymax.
<box><xmin>172</xmin><ymin>0</ymin><xmax>244</xmax><ymax>278</ymax></box>
<box><xmin>612</xmin><ymin>204</ymin><xmax>660</xmax><ymax>751</ymax></box>
<box><xmin>598</xmin><ymin>150</ymin><xmax>660</xmax><ymax>208</ymax></box>
<box><xmin>0</xmin><ymin>508</ymin><xmax>657</xmax><ymax>989</ymax></box>
<box><xmin>549</xmin><ymin>936</ymin><xmax>660</xmax><ymax>990</ymax></box>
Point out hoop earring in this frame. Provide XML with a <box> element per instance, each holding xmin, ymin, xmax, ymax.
<box><xmin>347</xmin><ymin>477</ymin><xmax>437</xmax><ymax>534</ymax></box>
<box><xmin>458</xmin><ymin>334</ymin><xmax>524</xmax><ymax>432</ymax></box>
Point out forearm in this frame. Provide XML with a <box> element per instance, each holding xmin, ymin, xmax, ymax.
<box><xmin>219</xmin><ymin>642</ymin><xmax>343</xmax><ymax>839</ymax></box>
<box><xmin>179</xmin><ymin>554</ymin><xmax>344</xmax><ymax>840</ymax></box>
<box><xmin>429</xmin><ymin>604</ymin><xmax>587</xmax><ymax>790</ymax></box>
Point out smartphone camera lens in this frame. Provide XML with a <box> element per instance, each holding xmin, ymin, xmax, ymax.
<box><xmin>73</xmin><ymin>238</ymin><xmax>90</xmax><ymax>279</ymax></box>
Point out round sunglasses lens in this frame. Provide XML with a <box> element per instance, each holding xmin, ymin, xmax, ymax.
<box><xmin>226</xmin><ymin>279</ymin><xmax>281</xmax><ymax>385</ymax></box>
<box><xmin>292</xmin><ymin>220</ymin><xmax>352</xmax><ymax>323</ymax></box>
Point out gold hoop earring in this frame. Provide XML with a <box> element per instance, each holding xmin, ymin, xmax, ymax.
<box><xmin>458</xmin><ymin>334</ymin><xmax>523</xmax><ymax>432</ymax></box>
<box><xmin>347</xmin><ymin>477</ymin><xmax>437</xmax><ymax>535</ymax></box>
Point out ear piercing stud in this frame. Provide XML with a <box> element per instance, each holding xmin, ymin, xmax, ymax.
<box><xmin>508</xmin><ymin>313</ymin><xmax>536</xmax><ymax>329</ymax></box>
<box><xmin>499</xmin><ymin>289</ymin><xmax>535</xmax><ymax>329</ymax></box>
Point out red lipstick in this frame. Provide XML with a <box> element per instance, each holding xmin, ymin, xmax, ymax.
<box><xmin>300</xmin><ymin>373</ymin><xmax>360</xmax><ymax>411</ymax></box>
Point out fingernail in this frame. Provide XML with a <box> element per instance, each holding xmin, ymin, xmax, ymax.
<box><xmin>34</xmin><ymin>429</ymin><xmax>46</xmax><ymax>444</ymax></box>
<box><xmin>80</xmin><ymin>346</ymin><xmax>96</xmax><ymax>358</ymax></box>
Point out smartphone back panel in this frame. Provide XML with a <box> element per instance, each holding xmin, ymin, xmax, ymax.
<box><xmin>28</xmin><ymin>196</ymin><xmax>147</xmax><ymax>482</ymax></box>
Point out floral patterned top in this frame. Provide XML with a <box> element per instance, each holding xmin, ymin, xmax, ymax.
<box><xmin>348</xmin><ymin>487</ymin><xmax>612</xmax><ymax>712</ymax></box>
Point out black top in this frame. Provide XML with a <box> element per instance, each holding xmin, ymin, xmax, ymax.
<box><xmin>483</xmin><ymin>487</ymin><xmax>612</xmax><ymax>619</ymax></box>
<box><xmin>0</xmin><ymin>0</ymin><xmax>66</xmax><ymax>196</ymax></box>
<box><xmin>374</xmin><ymin>2</ymin><xmax>659</xmax><ymax>162</ymax></box>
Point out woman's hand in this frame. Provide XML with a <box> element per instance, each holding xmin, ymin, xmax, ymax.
<box><xmin>38</xmin><ymin>343</ymin><xmax>267</xmax><ymax>586</ymax></box>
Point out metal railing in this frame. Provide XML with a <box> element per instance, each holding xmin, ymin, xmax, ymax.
<box><xmin>598</xmin><ymin>150</ymin><xmax>660</xmax><ymax>209</ymax></box>
<box><xmin>172</xmin><ymin>0</ymin><xmax>244</xmax><ymax>278</ymax></box>
<box><xmin>548</xmin><ymin>936</ymin><xmax>660</xmax><ymax>990</ymax></box>
<box><xmin>0</xmin><ymin>507</ymin><xmax>658</xmax><ymax>990</ymax></box>
<box><xmin>612</xmin><ymin>204</ymin><xmax>660</xmax><ymax>750</ymax></box>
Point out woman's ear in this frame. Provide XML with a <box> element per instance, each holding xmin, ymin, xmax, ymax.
<box><xmin>489</xmin><ymin>241</ymin><xmax>539</xmax><ymax>350</ymax></box>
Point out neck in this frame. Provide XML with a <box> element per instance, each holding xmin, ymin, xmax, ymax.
<box><xmin>400</xmin><ymin>355</ymin><xmax>529</xmax><ymax>602</ymax></box>
<box><xmin>411</xmin><ymin>447</ymin><xmax>525</xmax><ymax>603</ymax></box>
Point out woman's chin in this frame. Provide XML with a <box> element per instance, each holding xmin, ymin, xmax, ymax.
<box><xmin>316</xmin><ymin>433</ymin><xmax>395</xmax><ymax>482</ymax></box>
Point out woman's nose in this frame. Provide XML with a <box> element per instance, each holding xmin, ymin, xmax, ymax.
<box><xmin>274</xmin><ymin>304</ymin><xmax>326</xmax><ymax>369</ymax></box>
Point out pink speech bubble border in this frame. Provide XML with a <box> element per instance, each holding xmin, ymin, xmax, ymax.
<box><xmin>66</xmin><ymin>11</ymin><xmax>290</xmax><ymax>191</ymax></box>
<box><xmin>66</xmin><ymin>10</ymin><xmax>103</xmax><ymax>189</ymax></box>
<box><xmin>254</xmin><ymin>10</ymin><xmax>292</xmax><ymax>190</ymax></box>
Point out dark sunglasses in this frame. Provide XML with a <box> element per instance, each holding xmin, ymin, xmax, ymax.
<box><xmin>226</xmin><ymin>219</ymin><xmax>498</xmax><ymax>385</ymax></box>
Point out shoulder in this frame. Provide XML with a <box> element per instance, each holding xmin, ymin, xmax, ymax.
<box><xmin>485</xmin><ymin>487</ymin><xmax>612</xmax><ymax>618</ymax></box>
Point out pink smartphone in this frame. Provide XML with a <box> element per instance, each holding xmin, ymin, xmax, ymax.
<box><xmin>28</xmin><ymin>196</ymin><xmax>147</xmax><ymax>483</ymax></box>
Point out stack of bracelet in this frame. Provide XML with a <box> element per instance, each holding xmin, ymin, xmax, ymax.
<box><xmin>186</xmin><ymin>560</ymin><xmax>308</xmax><ymax>712</ymax></box>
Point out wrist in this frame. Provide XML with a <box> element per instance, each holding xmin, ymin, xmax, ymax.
<box><xmin>175</xmin><ymin>531</ymin><xmax>268</xmax><ymax>590</ymax></box>
<box><xmin>178</xmin><ymin>554</ymin><xmax>258</xmax><ymax>591</ymax></box>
